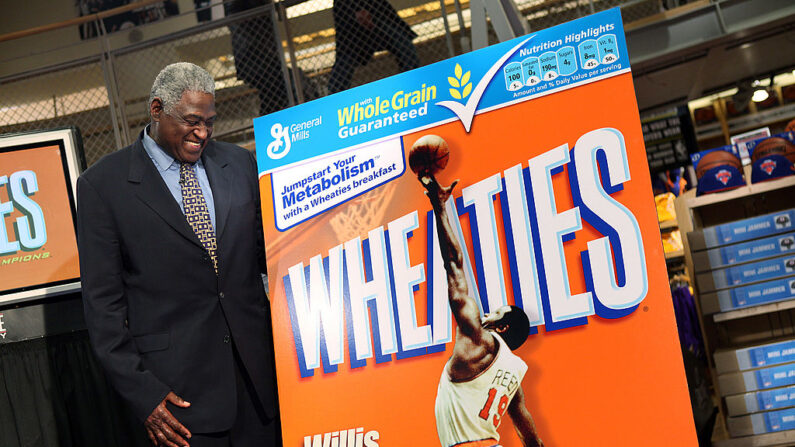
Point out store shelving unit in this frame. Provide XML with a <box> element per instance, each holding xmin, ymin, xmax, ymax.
<box><xmin>675</xmin><ymin>175</ymin><xmax>795</xmax><ymax>446</ymax></box>
<box><xmin>665</xmin><ymin>249</ymin><xmax>685</xmax><ymax>260</ymax></box>
<box><xmin>659</xmin><ymin>216</ymin><xmax>685</xmax><ymax>260</ymax></box>
<box><xmin>695</xmin><ymin>102</ymin><xmax>795</xmax><ymax>147</ymax></box>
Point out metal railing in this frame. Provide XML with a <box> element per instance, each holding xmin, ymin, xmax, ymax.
<box><xmin>0</xmin><ymin>0</ymin><xmax>666</xmax><ymax>166</ymax></box>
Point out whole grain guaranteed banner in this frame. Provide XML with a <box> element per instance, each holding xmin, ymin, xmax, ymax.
<box><xmin>255</xmin><ymin>9</ymin><xmax>697</xmax><ymax>446</ymax></box>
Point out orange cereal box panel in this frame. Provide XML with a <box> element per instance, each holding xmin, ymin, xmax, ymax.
<box><xmin>0</xmin><ymin>128</ymin><xmax>83</xmax><ymax>305</ymax></box>
<box><xmin>255</xmin><ymin>9</ymin><xmax>697</xmax><ymax>446</ymax></box>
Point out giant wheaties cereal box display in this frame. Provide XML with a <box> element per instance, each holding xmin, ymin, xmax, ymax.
<box><xmin>254</xmin><ymin>9</ymin><xmax>697</xmax><ymax>446</ymax></box>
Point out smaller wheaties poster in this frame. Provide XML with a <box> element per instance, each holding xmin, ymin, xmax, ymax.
<box><xmin>0</xmin><ymin>129</ymin><xmax>82</xmax><ymax>305</ymax></box>
<box><xmin>254</xmin><ymin>8</ymin><xmax>697</xmax><ymax>446</ymax></box>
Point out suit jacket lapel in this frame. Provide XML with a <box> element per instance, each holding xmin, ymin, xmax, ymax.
<box><xmin>202</xmin><ymin>142</ymin><xmax>231</xmax><ymax>240</ymax></box>
<box><xmin>128</xmin><ymin>136</ymin><xmax>204</xmax><ymax>248</ymax></box>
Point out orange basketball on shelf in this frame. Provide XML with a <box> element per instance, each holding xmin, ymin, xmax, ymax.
<box><xmin>786</xmin><ymin>119</ymin><xmax>795</xmax><ymax>133</ymax></box>
<box><xmin>694</xmin><ymin>106</ymin><xmax>716</xmax><ymax>125</ymax></box>
<box><xmin>751</xmin><ymin>137</ymin><xmax>795</xmax><ymax>164</ymax></box>
<box><xmin>696</xmin><ymin>150</ymin><xmax>742</xmax><ymax>179</ymax></box>
<box><xmin>409</xmin><ymin>135</ymin><xmax>450</xmax><ymax>175</ymax></box>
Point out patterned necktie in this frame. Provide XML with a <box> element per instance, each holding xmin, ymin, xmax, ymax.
<box><xmin>180</xmin><ymin>162</ymin><xmax>218</xmax><ymax>274</ymax></box>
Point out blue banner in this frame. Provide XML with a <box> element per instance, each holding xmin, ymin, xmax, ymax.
<box><xmin>254</xmin><ymin>9</ymin><xmax>629</xmax><ymax>175</ymax></box>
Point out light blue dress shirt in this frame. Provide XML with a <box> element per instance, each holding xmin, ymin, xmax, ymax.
<box><xmin>142</xmin><ymin>127</ymin><xmax>216</xmax><ymax>230</ymax></box>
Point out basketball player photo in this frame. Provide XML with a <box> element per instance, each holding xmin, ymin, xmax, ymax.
<box><xmin>411</xmin><ymin>135</ymin><xmax>544</xmax><ymax>447</ymax></box>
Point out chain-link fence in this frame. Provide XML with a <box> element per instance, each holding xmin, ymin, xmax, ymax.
<box><xmin>0</xmin><ymin>58</ymin><xmax>117</xmax><ymax>167</ymax></box>
<box><xmin>0</xmin><ymin>0</ymin><xmax>667</xmax><ymax>167</ymax></box>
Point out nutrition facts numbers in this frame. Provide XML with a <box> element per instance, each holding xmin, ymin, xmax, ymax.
<box><xmin>597</xmin><ymin>34</ymin><xmax>618</xmax><ymax>63</ymax></box>
<box><xmin>522</xmin><ymin>57</ymin><xmax>541</xmax><ymax>86</ymax></box>
<box><xmin>503</xmin><ymin>33</ymin><xmax>621</xmax><ymax>93</ymax></box>
<box><xmin>578</xmin><ymin>33</ymin><xmax>619</xmax><ymax>69</ymax></box>
<box><xmin>557</xmin><ymin>47</ymin><xmax>576</xmax><ymax>76</ymax></box>
<box><xmin>578</xmin><ymin>40</ymin><xmax>599</xmax><ymax>69</ymax></box>
<box><xmin>539</xmin><ymin>52</ymin><xmax>558</xmax><ymax>81</ymax></box>
<box><xmin>504</xmin><ymin>62</ymin><xmax>523</xmax><ymax>91</ymax></box>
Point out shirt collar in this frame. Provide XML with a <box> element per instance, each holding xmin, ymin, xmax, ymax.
<box><xmin>142</xmin><ymin>125</ymin><xmax>180</xmax><ymax>172</ymax></box>
<box><xmin>142</xmin><ymin>125</ymin><xmax>207</xmax><ymax>173</ymax></box>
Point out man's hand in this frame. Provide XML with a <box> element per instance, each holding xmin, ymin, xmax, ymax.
<box><xmin>419</xmin><ymin>173</ymin><xmax>458</xmax><ymax>207</ymax></box>
<box><xmin>145</xmin><ymin>392</ymin><xmax>192</xmax><ymax>447</ymax></box>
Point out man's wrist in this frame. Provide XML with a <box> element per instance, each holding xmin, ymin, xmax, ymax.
<box><xmin>141</xmin><ymin>387</ymin><xmax>172</xmax><ymax>422</ymax></box>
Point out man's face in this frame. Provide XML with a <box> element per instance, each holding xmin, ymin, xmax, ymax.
<box><xmin>151</xmin><ymin>90</ymin><xmax>216</xmax><ymax>163</ymax></box>
<box><xmin>481</xmin><ymin>305</ymin><xmax>511</xmax><ymax>332</ymax></box>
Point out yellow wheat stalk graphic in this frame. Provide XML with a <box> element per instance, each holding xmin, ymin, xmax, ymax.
<box><xmin>448</xmin><ymin>64</ymin><xmax>472</xmax><ymax>100</ymax></box>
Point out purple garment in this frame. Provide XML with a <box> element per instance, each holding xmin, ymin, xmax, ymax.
<box><xmin>672</xmin><ymin>286</ymin><xmax>705</xmax><ymax>358</ymax></box>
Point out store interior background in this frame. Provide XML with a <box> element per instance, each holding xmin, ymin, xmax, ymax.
<box><xmin>1</xmin><ymin>0</ymin><xmax>794</xmax><ymax>446</ymax></box>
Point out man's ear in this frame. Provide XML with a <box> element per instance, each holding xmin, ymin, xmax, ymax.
<box><xmin>150</xmin><ymin>98</ymin><xmax>164</xmax><ymax>121</ymax></box>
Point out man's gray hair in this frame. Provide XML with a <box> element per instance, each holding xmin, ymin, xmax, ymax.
<box><xmin>149</xmin><ymin>62</ymin><xmax>215</xmax><ymax>114</ymax></box>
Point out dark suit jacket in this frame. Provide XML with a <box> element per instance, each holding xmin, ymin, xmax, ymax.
<box><xmin>77</xmin><ymin>131</ymin><xmax>276</xmax><ymax>432</ymax></box>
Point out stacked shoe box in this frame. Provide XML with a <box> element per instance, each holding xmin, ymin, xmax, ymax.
<box><xmin>690</xmin><ymin>209</ymin><xmax>795</xmax><ymax>315</ymax></box>
<box><xmin>690</xmin><ymin>209</ymin><xmax>795</xmax><ymax>435</ymax></box>
<box><xmin>716</xmin><ymin>340</ymin><xmax>795</xmax><ymax>436</ymax></box>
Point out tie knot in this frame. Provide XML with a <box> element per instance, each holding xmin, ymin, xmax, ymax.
<box><xmin>180</xmin><ymin>162</ymin><xmax>195</xmax><ymax>181</ymax></box>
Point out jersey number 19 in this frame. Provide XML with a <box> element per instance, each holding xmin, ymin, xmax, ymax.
<box><xmin>479</xmin><ymin>388</ymin><xmax>509</xmax><ymax>427</ymax></box>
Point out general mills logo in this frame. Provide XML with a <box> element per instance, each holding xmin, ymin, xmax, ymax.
<box><xmin>267</xmin><ymin>123</ymin><xmax>291</xmax><ymax>160</ymax></box>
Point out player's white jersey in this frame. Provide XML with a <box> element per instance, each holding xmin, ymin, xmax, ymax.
<box><xmin>435</xmin><ymin>333</ymin><xmax>528</xmax><ymax>447</ymax></box>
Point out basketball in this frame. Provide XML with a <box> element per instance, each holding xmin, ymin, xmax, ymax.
<box><xmin>696</xmin><ymin>150</ymin><xmax>742</xmax><ymax>179</ymax></box>
<box><xmin>409</xmin><ymin>134</ymin><xmax>450</xmax><ymax>175</ymax></box>
<box><xmin>786</xmin><ymin>119</ymin><xmax>795</xmax><ymax>132</ymax></box>
<box><xmin>752</xmin><ymin>137</ymin><xmax>795</xmax><ymax>164</ymax></box>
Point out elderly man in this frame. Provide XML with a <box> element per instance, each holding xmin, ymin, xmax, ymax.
<box><xmin>77</xmin><ymin>62</ymin><xmax>278</xmax><ymax>446</ymax></box>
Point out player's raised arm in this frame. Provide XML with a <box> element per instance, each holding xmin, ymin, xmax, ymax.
<box><xmin>420</xmin><ymin>174</ymin><xmax>484</xmax><ymax>341</ymax></box>
<box><xmin>411</xmin><ymin>135</ymin><xmax>485</xmax><ymax>344</ymax></box>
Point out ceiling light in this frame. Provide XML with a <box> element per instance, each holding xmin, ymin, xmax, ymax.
<box><xmin>752</xmin><ymin>88</ymin><xmax>769</xmax><ymax>103</ymax></box>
